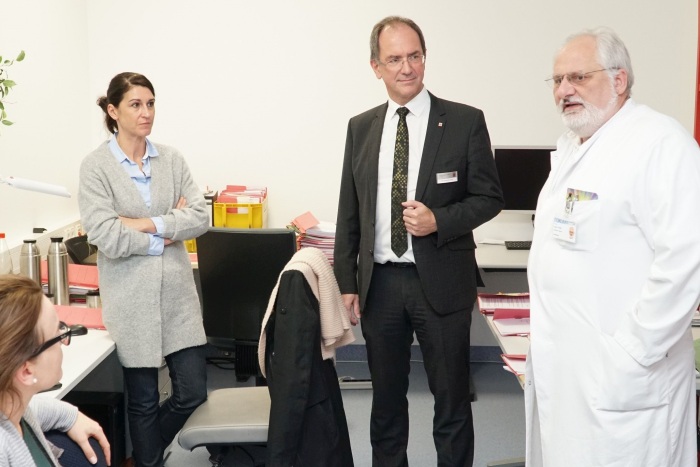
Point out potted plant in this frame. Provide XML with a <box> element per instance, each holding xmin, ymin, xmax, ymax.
<box><xmin>0</xmin><ymin>50</ymin><xmax>26</xmax><ymax>126</ymax></box>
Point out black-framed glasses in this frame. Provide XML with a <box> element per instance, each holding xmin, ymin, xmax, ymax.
<box><xmin>30</xmin><ymin>321</ymin><xmax>71</xmax><ymax>358</ymax></box>
<box><xmin>545</xmin><ymin>68</ymin><xmax>613</xmax><ymax>89</ymax></box>
<box><xmin>377</xmin><ymin>53</ymin><xmax>426</xmax><ymax>70</ymax></box>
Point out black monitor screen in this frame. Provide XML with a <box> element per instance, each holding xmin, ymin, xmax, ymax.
<box><xmin>196</xmin><ymin>228</ymin><xmax>297</xmax><ymax>349</ymax></box>
<box><xmin>494</xmin><ymin>147</ymin><xmax>553</xmax><ymax>211</ymax></box>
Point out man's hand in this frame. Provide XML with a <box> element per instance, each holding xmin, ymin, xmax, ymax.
<box><xmin>66</xmin><ymin>412</ymin><xmax>111</xmax><ymax>465</ymax></box>
<box><xmin>402</xmin><ymin>200</ymin><xmax>437</xmax><ymax>237</ymax></box>
<box><xmin>342</xmin><ymin>294</ymin><xmax>361</xmax><ymax>326</ymax></box>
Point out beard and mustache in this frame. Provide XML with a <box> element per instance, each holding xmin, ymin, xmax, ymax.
<box><xmin>557</xmin><ymin>81</ymin><xmax>620</xmax><ymax>139</ymax></box>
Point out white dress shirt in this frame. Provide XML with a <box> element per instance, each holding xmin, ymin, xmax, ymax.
<box><xmin>374</xmin><ymin>87</ymin><xmax>431</xmax><ymax>264</ymax></box>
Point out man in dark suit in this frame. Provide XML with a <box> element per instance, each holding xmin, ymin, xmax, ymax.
<box><xmin>334</xmin><ymin>16</ymin><xmax>503</xmax><ymax>467</ymax></box>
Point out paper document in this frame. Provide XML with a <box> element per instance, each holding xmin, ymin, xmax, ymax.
<box><xmin>477</xmin><ymin>293</ymin><xmax>529</xmax><ymax>315</ymax></box>
<box><xmin>492</xmin><ymin>317</ymin><xmax>530</xmax><ymax>336</ymax></box>
<box><xmin>478</xmin><ymin>238</ymin><xmax>505</xmax><ymax>245</ymax></box>
<box><xmin>291</xmin><ymin>211</ymin><xmax>320</xmax><ymax>233</ymax></box>
<box><xmin>501</xmin><ymin>354</ymin><xmax>526</xmax><ymax>376</ymax></box>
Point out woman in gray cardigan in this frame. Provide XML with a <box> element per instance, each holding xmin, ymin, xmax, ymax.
<box><xmin>0</xmin><ymin>275</ymin><xmax>110</xmax><ymax>466</ymax></box>
<box><xmin>78</xmin><ymin>72</ymin><xmax>209</xmax><ymax>467</ymax></box>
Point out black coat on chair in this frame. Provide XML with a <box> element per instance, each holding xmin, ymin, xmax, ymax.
<box><xmin>264</xmin><ymin>270</ymin><xmax>354</xmax><ymax>467</ymax></box>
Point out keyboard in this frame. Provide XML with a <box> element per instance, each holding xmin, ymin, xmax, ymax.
<box><xmin>504</xmin><ymin>241</ymin><xmax>532</xmax><ymax>250</ymax></box>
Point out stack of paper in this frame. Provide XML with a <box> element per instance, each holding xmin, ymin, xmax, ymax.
<box><xmin>477</xmin><ymin>292</ymin><xmax>529</xmax><ymax>315</ymax></box>
<box><xmin>289</xmin><ymin>212</ymin><xmax>337</xmax><ymax>265</ymax></box>
<box><xmin>478</xmin><ymin>293</ymin><xmax>531</xmax><ymax>336</ymax></box>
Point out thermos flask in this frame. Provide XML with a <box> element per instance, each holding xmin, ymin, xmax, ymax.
<box><xmin>19</xmin><ymin>239</ymin><xmax>42</xmax><ymax>285</ymax></box>
<box><xmin>47</xmin><ymin>237</ymin><xmax>70</xmax><ymax>305</ymax></box>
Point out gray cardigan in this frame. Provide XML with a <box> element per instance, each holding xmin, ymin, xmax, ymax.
<box><xmin>0</xmin><ymin>398</ymin><xmax>78</xmax><ymax>466</ymax></box>
<box><xmin>78</xmin><ymin>141</ymin><xmax>209</xmax><ymax>367</ymax></box>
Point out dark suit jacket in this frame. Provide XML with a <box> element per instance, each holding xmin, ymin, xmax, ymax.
<box><xmin>264</xmin><ymin>271</ymin><xmax>354</xmax><ymax>467</ymax></box>
<box><xmin>334</xmin><ymin>92</ymin><xmax>503</xmax><ymax>315</ymax></box>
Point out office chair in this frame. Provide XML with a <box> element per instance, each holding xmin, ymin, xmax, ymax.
<box><xmin>178</xmin><ymin>386</ymin><xmax>270</xmax><ymax>467</ymax></box>
<box><xmin>195</xmin><ymin>228</ymin><xmax>296</xmax><ymax>382</ymax></box>
<box><xmin>64</xmin><ymin>235</ymin><xmax>98</xmax><ymax>265</ymax></box>
<box><xmin>178</xmin><ymin>246</ymin><xmax>354</xmax><ymax>467</ymax></box>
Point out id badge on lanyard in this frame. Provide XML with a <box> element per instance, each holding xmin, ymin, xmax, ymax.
<box><xmin>552</xmin><ymin>188</ymin><xmax>598</xmax><ymax>243</ymax></box>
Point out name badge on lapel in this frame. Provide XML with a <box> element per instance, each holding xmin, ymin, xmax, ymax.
<box><xmin>436</xmin><ymin>171</ymin><xmax>458</xmax><ymax>184</ymax></box>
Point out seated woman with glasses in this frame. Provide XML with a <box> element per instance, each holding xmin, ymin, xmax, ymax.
<box><xmin>0</xmin><ymin>275</ymin><xmax>111</xmax><ymax>466</ymax></box>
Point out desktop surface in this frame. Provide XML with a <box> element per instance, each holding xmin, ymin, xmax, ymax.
<box><xmin>476</xmin><ymin>243</ymin><xmax>529</xmax><ymax>269</ymax></box>
<box><xmin>36</xmin><ymin>329</ymin><xmax>115</xmax><ymax>399</ymax></box>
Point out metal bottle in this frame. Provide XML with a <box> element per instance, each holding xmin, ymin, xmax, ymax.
<box><xmin>47</xmin><ymin>237</ymin><xmax>70</xmax><ymax>305</ymax></box>
<box><xmin>19</xmin><ymin>239</ymin><xmax>41</xmax><ymax>285</ymax></box>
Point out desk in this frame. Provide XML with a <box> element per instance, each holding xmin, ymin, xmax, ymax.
<box><xmin>475</xmin><ymin>243</ymin><xmax>529</xmax><ymax>270</ymax></box>
<box><xmin>474</xmin><ymin>243</ymin><xmax>528</xmax><ymax>467</ymax></box>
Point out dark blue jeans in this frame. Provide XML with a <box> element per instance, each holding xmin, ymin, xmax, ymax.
<box><xmin>123</xmin><ymin>345</ymin><xmax>207</xmax><ymax>467</ymax></box>
<box><xmin>45</xmin><ymin>430</ymin><xmax>109</xmax><ymax>467</ymax></box>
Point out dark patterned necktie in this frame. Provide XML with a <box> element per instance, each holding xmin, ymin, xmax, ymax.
<box><xmin>391</xmin><ymin>107</ymin><xmax>409</xmax><ymax>257</ymax></box>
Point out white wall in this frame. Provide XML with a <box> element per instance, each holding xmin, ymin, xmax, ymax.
<box><xmin>0</xmin><ymin>0</ymin><xmax>90</xmax><ymax>247</ymax></box>
<box><xmin>1</xmin><ymin>0</ymin><xmax>697</xmax><ymax>247</ymax></box>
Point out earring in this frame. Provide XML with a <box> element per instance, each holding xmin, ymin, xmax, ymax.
<box><xmin>32</xmin><ymin>378</ymin><xmax>38</xmax><ymax>384</ymax></box>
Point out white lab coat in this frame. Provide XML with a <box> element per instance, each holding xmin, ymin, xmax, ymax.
<box><xmin>526</xmin><ymin>99</ymin><xmax>700</xmax><ymax>467</ymax></box>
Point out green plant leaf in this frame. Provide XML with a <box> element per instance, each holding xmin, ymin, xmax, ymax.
<box><xmin>3</xmin><ymin>80</ymin><xmax>15</xmax><ymax>88</ymax></box>
<box><xmin>0</xmin><ymin>101</ymin><xmax>4</xmax><ymax>110</ymax></box>
<box><xmin>16</xmin><ymin>50</ymin><xmax>25</xmax><ymax>61</ymax></box>
<box><xmin>1</xmin><ymin>120</ymin><xmax>14</xmax><ymax>126</ymax></box>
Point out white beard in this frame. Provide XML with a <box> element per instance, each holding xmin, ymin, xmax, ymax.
<box><xmin>559</xmin><ymin>85</ymin><xmax>619</xmax><ymax>139</ymax></box>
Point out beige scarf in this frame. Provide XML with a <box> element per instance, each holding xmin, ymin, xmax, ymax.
<box><xmin>258</xmin><ymin>247</ymin><xmax>355</xmax><ymax>377</ymax></box>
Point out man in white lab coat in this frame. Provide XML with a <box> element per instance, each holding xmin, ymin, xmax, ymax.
<box><xmin>526</xmin><ymin>27</ymin><xmax>700</xmax><ymax>466</ymax></box>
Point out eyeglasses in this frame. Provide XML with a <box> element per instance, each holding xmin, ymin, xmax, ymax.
<box><xmin>377</xmin><ymin>53</ymin><xmax>426</xmax><ymax>70</ymax></box>
<box><xmin>30</xmin><ymin>321</ymin><xmax>71</xmax><ymax>358</ymax></box>
<box><xmin>545</xmin><ymin>68</ymin><xmax>613</xmax><ymax>89</ymax></box>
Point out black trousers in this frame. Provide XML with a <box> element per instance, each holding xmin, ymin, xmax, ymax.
<box><xmin>362</xmin><ymin>263</ymin><xmax>473</xmax><ymax>467</ymax></box>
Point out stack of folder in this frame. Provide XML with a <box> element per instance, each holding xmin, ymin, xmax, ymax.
<box><xmin>478</xmin><ymin>293</ymin><xmax>530</xmax><ymax>380</ymax></box>
<box><xmin>289</xmin><ymin>211</ymin><xmax>336</xmax><ymax>265</ymax></box>
<box><xmin>477</xmin><ymin>292</ymin><xmax>530</xmax><ymax>336</ymax></box>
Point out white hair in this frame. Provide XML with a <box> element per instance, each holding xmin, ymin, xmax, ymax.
<box><xmin>562</xmin><ymin>27</ymin><xmax>634</xmax><ymax>97</ymax></box>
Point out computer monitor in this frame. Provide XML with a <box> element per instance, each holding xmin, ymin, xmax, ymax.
<box><xmin>196</xmin><ymin>228</ymin><xmax>297</xmax><ymax>351</ymax></box>
<box><xmin>493</xmin><ymin>146</ymin><xmax>553</xmax><ymax>211</ymax></box>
